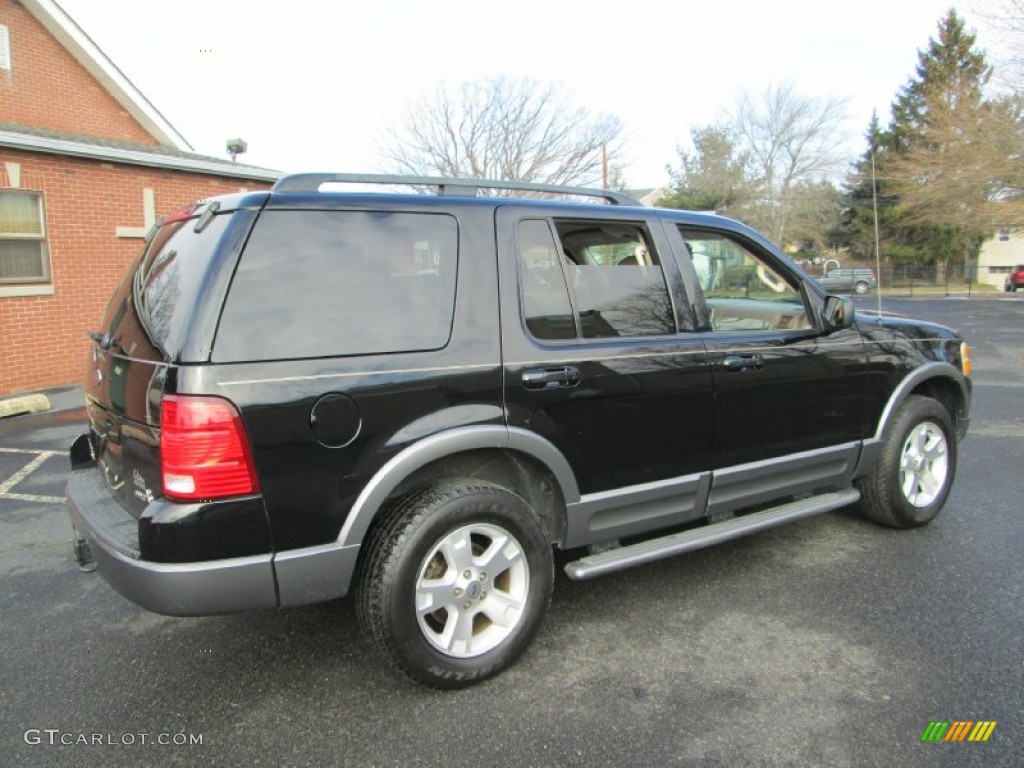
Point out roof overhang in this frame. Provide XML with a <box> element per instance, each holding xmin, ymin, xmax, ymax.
<box><xmin>22</xmin><ymin>0</ymin><xmax>193</xmax><ymax>151</ymax></box>
<box><xmin>0</xmin><ymin>129</ymin><xmax>281</xmax><ymax>182</ymax></box>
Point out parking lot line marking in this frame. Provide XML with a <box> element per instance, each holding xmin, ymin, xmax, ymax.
<box><xmin>0</xmin><ymin>447</ymin><xmax>60</xmax><ymax>456</ymax></box>
<box><xmin>0</xmin><ymin>491</ymin><xmax>63</xmax><ymax>504</ymax></box>
<box><xmin>0</xmin><ymin>451</ymin><xmax>59</xmax><ymax>495</ymax></box>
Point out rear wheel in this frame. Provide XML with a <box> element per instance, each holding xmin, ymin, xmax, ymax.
<box><xmin>853</xmin><ymin>281</ymin><xmax>871</xmax><ymax>295</ymax></box>
<box><xmin>856</xmin><ymin>395</ymin><xmax>956</xmax><ymax>528</ymax></box>
<box><xmin>357</xmin><ymin>480</ymin><xmax>553</xmax><ymax>688</ymax></box>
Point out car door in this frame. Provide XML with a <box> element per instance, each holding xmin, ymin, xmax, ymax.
<box><xmin>497</xmin><ymin>205</ymin><xmax>714</xmax><ymax>547</ymax></box>
<box><xmin>664</xmin><ymin>221</ymin><xmax>870</xmax><ymax>515</ymax></box>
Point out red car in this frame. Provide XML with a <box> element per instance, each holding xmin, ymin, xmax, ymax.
<box><xmin>1006</xmin><ymin>265</ymin><xmax>1024</xmax><ymax>292</ymax></box>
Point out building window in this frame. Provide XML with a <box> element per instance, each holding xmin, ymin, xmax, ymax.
<box><xmin>0</xmin><ymin>25</ymin><xmax>10</xmax><ymax>71</ymax></box>
<box><xmin>0</xmin><ymin>190</ymin><xmax>51</xmax><ymax>284</ymax></box>
<box><xmin>997</xmin><ymin>228</ymin><xmax>1011</xmax><ymax>242</ymax></box>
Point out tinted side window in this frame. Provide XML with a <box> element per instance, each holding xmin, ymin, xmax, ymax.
<box><xmin>678</xmin><ymin>227</ymin><xmax>811</xmax><ymax>332</ymax></box>
<box><xmin>554</xmin><ymin>220</ymin><xmax>675</xmax><ymax>338</ymax></box>
<box><xmin>215</xmin><ymin>211</ymin><xmax>458</xmax><ymax>361</ymax></box>
<box><xmin>517</xmin><ymin>220</ymin><xmax>577</xmax><ymax>340</ymax></box>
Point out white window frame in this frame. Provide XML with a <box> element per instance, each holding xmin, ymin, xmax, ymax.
<box><xmin>0</xmin><ymin>25</ymin><xmax>10</xmax><ymax>71</ymax></box>
<box><xmin>0</xmin><ymin>189</ymin><xmax>52</xmax><ymax>290</ymax></box>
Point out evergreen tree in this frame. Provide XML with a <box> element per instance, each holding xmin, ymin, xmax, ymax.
<box><xmin>889</xmin><ymin>9</ymin><xmax>991</xmax><ymax>149</ymax></box>
<box><xmin>660</xmin><ymin>125</ymin><xmax>751</xmax><ymax>213</ymax></box>
<box><xmin>835</xmin><ymin>114</ymin><xmax>889</xmax><ymax>260</ymax></box>
<box><xmin>883</xmin><ymin>9</ymin><xmax>995</xmax><ymax>264</ymax></box>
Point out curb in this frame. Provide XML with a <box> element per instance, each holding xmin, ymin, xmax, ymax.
<box><xmin>0</xmin><ymin>393</ymin><xmax>52</xmax><ymax>419</ymax></box>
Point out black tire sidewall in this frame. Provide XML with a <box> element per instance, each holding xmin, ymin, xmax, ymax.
<box><xmin>382</xmin><ymin>485</ymin><xmax>553</xmax><ymax>688</ymax></box>
<box><xmin>878</xmin><ymin>397</ymin><xmax>957</xmax><ymax>527</ymax></box>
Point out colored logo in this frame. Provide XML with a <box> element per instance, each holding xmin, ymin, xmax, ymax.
<box><xmin>921</xmin><ymin>721</ymin><xmax>997</xmax><ymax>742</ymax></box>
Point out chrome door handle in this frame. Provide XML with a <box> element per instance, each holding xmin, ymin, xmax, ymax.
<box><xmin>722</xmin><ymin>354</ymin><xmax>763</xmax><ymax>371</ymax></box>
<box><xmin>522</xmin><ymin>366</ymin><xmax>581</xmax><ymax>389</ymax></box>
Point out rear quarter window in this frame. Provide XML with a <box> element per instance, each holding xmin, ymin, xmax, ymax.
<box><xmin>214</xmin><ymin>210</ymin><xmax>458</xmax><ymax>361</ymax></box>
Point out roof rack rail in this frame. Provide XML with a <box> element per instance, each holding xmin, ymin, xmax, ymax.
<box><xmin>270</xmin><ymin>173</ymin><xmax>642</xmax><ymax>206</ymax></box>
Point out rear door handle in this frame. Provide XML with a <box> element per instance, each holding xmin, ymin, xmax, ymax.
<box><xmin>522</xmin><ymin>366</ymin><xmax>581</xmax><ymax>389</ymax></box>
<box><xmin>722</xmin><ymin>353</ymin><xmax>763</xmax><ymax>371</ymax></box>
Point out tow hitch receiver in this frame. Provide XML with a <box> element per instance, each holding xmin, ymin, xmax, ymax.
<box><xmin>72</xmin><ymin>530</ymin><xmax>96</xmax><ymax>573</ymax></box>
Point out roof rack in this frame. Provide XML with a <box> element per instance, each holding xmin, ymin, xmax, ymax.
<box><xmin>270</xmin><ymin>173</ymin><xmax>642</xmax><ymax>206</ymax></box>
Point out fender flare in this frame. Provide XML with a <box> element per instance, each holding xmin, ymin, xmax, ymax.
<box><xmin>335</xmin><ymin>425</ymin><xmax>579</xmax><ymax>549</ymax></box>
<box><xmin>855</xmin><ymin>362</ymin><xmax>970</xmax><ymax>477</ymax></box>
<box><xmin>871</xmin><ymin>362</ymin><xmax>969</xmax><ymax>442</ymax></box>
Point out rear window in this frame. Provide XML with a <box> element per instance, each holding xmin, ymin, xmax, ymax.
<box><xmin>214</xmin><ymin>210</ymin><xmax>458</xmax><ymax>361</ymax></box>
<box><xmin>100</xmin><ymin>213</ymin><xmax>231</xmax><ymax>360</ymax></box>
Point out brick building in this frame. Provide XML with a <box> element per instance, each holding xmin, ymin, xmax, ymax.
<box><xmin>1</xmin><ymin>0</ymin><xmax>279</xmax><ymax>394</ymax></box>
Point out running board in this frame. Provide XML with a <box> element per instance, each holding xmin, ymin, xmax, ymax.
<box><xmin>564</xmin><ymin>488</ymin><xmax>860</xmax><ymax>581</ymax></box>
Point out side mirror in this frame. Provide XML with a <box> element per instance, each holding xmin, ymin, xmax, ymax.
<box><xmin>823</xmin><ymin>295</ymin><xmax>855</xmax><ymax>330</ymax></box>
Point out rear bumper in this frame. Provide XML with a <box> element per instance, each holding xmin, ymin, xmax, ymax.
<box><xmin>66</xmin><ymin>468</ymin><xmax>278</xmax><ymax>616</ymax></box>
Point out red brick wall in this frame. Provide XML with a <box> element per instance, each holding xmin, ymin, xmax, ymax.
<box><xmin>0</xmin><ymin>3</ymin><xmax>159</xmax><ymax>145</ymax></box>
<box><xmin>0</xmin><ymin>150</ymin><xmax>272</xmax><ymax>394</ymax></box>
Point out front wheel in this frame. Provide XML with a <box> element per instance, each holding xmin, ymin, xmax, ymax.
<box><xmin>856</xmin><ymin>395</ymin><xmax>957</xmax><ymax>528</ymax></box>
<box><xmin>357</xmin><ymin>480</ymin><xmax>554</xmax><ymax>688</ymax></box>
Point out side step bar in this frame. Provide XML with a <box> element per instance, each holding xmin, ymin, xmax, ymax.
<box><xmin>564</xmin><ymin>488</ymin><xmax>860</xmax><ymax>581</ymax></box>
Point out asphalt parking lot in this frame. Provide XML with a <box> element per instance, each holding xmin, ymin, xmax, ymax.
<box><xmin>1</xmin><ymin>298</ymin><xmax>1021</xmax><ymax>767</ymax></box>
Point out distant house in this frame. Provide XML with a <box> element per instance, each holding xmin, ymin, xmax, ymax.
<box><xmin>974</xmin><ymin>228</ymin><xmax>1022</xmax><ymax>287</ymax></box>
<box><xmin>628</xmin><ymin>187</ymin><xmax>672</xmax><ymax>207</ymax></box>
<box><xmin>0</xmin><ymin>0</ymin><xmax>279</xmax><ymax>394</ymax></box>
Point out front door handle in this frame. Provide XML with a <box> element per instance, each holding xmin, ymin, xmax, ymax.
<box><xmin>522</xmin><ymin>366</ymin><xmax>582</xmax><ymax>389</ymax></box>
<box><xmin>722</xmin><ymin>353</ymin><xmax>763</xmax><ymax>371</ymax></box>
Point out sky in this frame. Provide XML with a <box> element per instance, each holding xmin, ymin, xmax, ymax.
<box><xmin>53</xmin><ymin>0</ymin><xmax>1002</xmax><ymax>189</ymax></box>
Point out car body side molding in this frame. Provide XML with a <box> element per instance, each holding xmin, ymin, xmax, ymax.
<box><xmin>565</xmin><ymin>472</ymin><xmax>711</xmax><ymax>549</ymax></box>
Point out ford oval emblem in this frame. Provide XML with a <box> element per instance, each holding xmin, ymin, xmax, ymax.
<box><xmin>94</xmin><ymin>368</ymin><xmax>104</xmax><ymax>385</ymax></box>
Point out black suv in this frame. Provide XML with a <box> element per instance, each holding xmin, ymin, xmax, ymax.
<box><xmin>67</xmin><ymin>174</ymin><xmax>972</xmax><ymax>688</ymax></box>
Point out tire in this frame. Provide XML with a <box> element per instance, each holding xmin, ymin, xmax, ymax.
<box><xmin>356</xmin><ymin>480</ymin><xmax>554</xmax><ymax>688</ymax></box>
<box><xmin>853</xmin><ymin>281</ymin><xmax>870</xmax><ymax>295</ymax></box>
<box><xmin>856</xmin><ymin>395</ymin><xmax>957</xmax><ymax>529</ymax></box>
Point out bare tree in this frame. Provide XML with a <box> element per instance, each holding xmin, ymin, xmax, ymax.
<box><xmin>972</xmin><ymin>0</ymin><xmax>1024</xmax><ymax>92</ymax></box>
<box><xmin>731</xmin><ymin>83</ymin><xmax>849</xmax><ymax>244</ymax></box>
<box><xmin>380</xmin><ymin>77</ymin><xmax>623</xmax><ymax>189</ymax></box>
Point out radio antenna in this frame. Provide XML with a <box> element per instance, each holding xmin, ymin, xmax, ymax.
<box><xmin>871</xmin><ymin>151</ymin><xmax>883</xmax><ymax>319</ymax></box>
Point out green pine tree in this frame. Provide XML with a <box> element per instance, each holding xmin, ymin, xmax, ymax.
<box><xmin>835</xmin><ymin>113</ymin><xmax>889</xmax><ymax>260</ymax></box>
<box><xmin>882</xmin><ymin>9</ymin><xmax>994</xmax><ymax>264</ymax></box>
<box><xmin>660</xmin><ymin>124</ymin><xmax>752</xmax><ymax>214</ymax></box>
<box><xmin>889</xmin><ymin>9</ymin><xmax>991</xmax><ymax>151</ymax></box>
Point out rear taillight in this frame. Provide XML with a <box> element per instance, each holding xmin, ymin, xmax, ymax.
<box><xmin>160</xmin><ymin>395</ymin><xmax>259</xmax><ymax>501</ymax></box>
